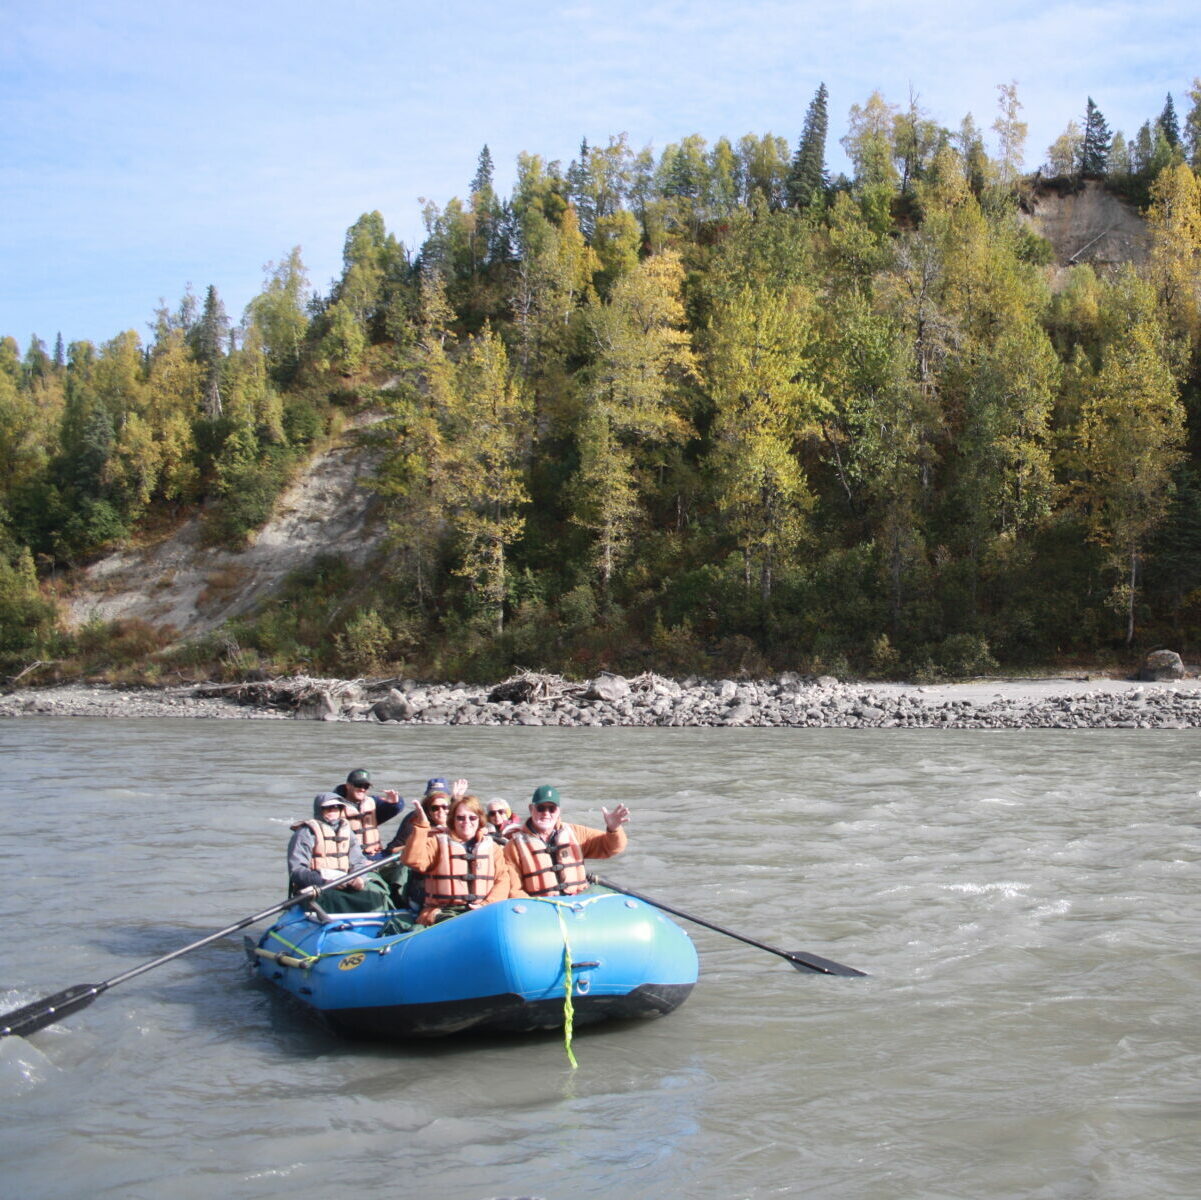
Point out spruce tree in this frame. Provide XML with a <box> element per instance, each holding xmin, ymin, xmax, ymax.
<box><xmin>566</xmin><ymin>138</ymin><xmax>596</xmax><ymax>239</ymax></box>
<box><xmin>1158</xmin><ymin>93</ymin><xmax>1181</xmax><ymax>149</ymax></box>
<box><xmin>190</xmin><ymin>285</ymin><xmax>229</xmax><ymax>419</ymax></box>
<box><xmin>787</xmin><ymin>82</ymin><xmax>830</xmax><ymax>211</ymax></box>
<box><xmin>1081</xmin><ymin>98</ymin><xmax>1112</xmax><ymax>177</ymax></box>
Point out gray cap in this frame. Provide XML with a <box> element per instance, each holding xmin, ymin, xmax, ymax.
<box><xmin>314</xmin><ymin>791</ymin><xmax>348</xmax><ymax>815</ymax></box>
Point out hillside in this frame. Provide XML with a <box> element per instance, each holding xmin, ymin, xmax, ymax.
<box><xmin>64</xmin><ymin>413</ymin><xmax>388</xmax><ymax>638</ymax></box>
<box><xmin>57</xmin><ymin>181</ymin><xmax>1159</xmax><ymax>658</ymax></box>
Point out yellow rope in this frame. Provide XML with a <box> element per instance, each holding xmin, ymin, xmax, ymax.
<box><xmin>553</xmin><ymin>906</ymin><xmax>578</xmax><ymax>1070</ymax></box>
<box><xmin>262</xmin><ymin>925</ymin><xmax>415</xmax><ymax>964</ymax></box>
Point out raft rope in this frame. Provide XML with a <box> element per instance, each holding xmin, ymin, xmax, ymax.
<box><xmin>553</xmin><ymin>905</ymin><xmax>578</xmax><ymax>1069</ymax></box>
<box><xmin>540</xmin><ymin>893</ymin><xmax>610</xmax><ymax>1069</ymax></box>
<box><xmin>261</xmin><ymin>922</ymin><xmax>422</xmax><ymax>966</ymax></box>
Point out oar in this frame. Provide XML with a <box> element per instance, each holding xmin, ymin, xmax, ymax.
<box><xmin>588</xmin><ymin>874</ymin><xmax>867</xmax><ymax>977</ymax></box>
<box><xmin>0</xmin><ymin>853</ymin><xmax>402</xmax><ymax>1039</ymax></box>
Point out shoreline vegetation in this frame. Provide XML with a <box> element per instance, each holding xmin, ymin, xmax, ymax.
<box><xmin>5</xmin><ymin>668</ymin><xmax>1201</xmax><ymax>729</ymax></box>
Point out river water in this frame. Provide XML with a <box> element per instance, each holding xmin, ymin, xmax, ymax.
<box><xmin>1</xmin><ymin>719</ymin><xmax>1198</xmax><ymax>1199</ymax></box>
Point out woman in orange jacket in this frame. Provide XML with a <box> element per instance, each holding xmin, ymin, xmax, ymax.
<box><xmin>402</xmin><ymin>794</ymin><xmax>526</xmax><ymax>925</ymax></box>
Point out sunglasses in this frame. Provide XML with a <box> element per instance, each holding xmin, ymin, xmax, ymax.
<box><xmin>534</xmin><ymin>803</ymin><xmax>559</xmax><ymax>813</ymax></box>
<box><xmin>488</xmin><ymin>810</ymin><xmax>509</xmax><ymax>818</ymax></box>
<box><xmin>454</xmin><ymin>812</ymin><xmax>480</xmax><ymax>821</ymax></box>
<box><xmin>428</xmin><ymin>803</ymin><xmax>449</xmax><ymax>812</ymax></box>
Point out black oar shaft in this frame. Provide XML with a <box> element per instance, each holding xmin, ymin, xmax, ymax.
<box><xmin>589</xmin><ymin>874</ymin><xmax>866</xmax><ymax>977</ymax></box>
<box><xmin>1</xmin><ymin>852</ymin><xmax>401</xmax><ymax>1039</ymax></box>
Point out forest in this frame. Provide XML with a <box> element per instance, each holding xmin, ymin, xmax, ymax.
<box><xmin>4</xmin><ymin>80</ymin><xmax>1201</xmax><ymax>685</ymax></box>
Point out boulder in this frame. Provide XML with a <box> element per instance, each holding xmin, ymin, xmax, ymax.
<box><xmin>294</xmin><ymin>691</ymin><xmax>339</xmax><ymax>721</ymax></box>
<box><xmin>1139</xmin><ymin>649</ymin><xmax>1185</xmax><ymax>681</ymax></box>
<box><xmin>371</xmin><ymin>688</ymin><xmax>411</xmax><ymax>722</ymax></box>
<box><xmin>586</xmin><ymin>673</ymin><xmax>630</xmax><ymax>702</ymax></box>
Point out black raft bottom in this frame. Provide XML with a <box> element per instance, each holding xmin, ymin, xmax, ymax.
<box><xmin>323</xmin><ymin>982</ymin><xmax>695</xmax><ymax>1040</ymax></box>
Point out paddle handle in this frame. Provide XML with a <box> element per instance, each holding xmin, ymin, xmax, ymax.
<box><xmin>1</xmin><ymin>852</ymin><xmax>402</xmax><ymax>1039</ymax></box>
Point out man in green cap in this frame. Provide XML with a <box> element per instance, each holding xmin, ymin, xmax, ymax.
<box><xmin>504</xmin><ymin>785</ymin><xmax>630</xmax><ymax>897</ymax></box>
<box><xmin>333</xmin><ymin>768</ymin><xmax>405</xmax><ymax>859</ymax></box>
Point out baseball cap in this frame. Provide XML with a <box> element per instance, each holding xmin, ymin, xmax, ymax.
<box><xmin>347</xmin><ymin>769</ymin><xmax>371</xmax><ymax>787</ymax></box>
<box><xmin>530</xmin><ymin>785</ymin><xmax>560</xmax><ymax>808</ymax></box>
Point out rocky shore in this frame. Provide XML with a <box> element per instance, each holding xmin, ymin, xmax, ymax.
<box><xmin>4</xmin><ymin>669</ymin><xmax>1201</xmax><ymax>729</ymax></box>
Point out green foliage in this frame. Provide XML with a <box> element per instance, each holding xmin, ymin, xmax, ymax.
<box><xmin>201</xmin><ymin>451</ymin><xmax>295</xmax><ymax>549</ymax></box>
<box><xmin>911</xmin><ymin>634</ymin><xmax>999</xmax><ymax>681</ymax></box>
<box><xmin>9</xmin><ymin>99</ymin><xmax>1201</xmax><ymax>680</ymax></box>
<box><xmin>333</xmin><ymin>608</ymin><xmax>395</xmax><ymax>675</ymax></box>
<box><xmin>0</xmin><ymin>545</ymin><xmax>58</xmax><ymax>666</ymax></box>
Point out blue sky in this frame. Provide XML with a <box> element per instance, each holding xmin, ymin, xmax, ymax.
<box><xmin>2</xmin><ymin>0</ymin><xmax>1198</xmax><ymax>348</ymax></box>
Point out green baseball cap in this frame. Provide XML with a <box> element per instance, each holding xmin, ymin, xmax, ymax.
<box><xmin>530</xmin><ymin>785</ymin><xmax>560</xmax><ymax>808</ymax></box>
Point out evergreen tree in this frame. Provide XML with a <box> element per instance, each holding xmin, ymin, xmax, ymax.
<box><xmin>1081</xmin><ymin>98</ymin><xmax>1112</xmax><ymax>177</ymax></box>
<box><xmin>53</xmin><ymin>333</ymin><xmax>64</xmax><ymax>370</ymax></box>
<box><xmin>566</xmin><ymin>138</ymin><xmax>596</xmax><ymax>239</ymax></box>
<box><xmin>190</xmin><ymin>285</ymin><xmax>229</xmax><ymax>418</ymax></box>
<box><xmin>1158</xmin><ymin>93</ymin><xmax>1180</xmax><ymax>149</ymax></box>
<box><xmin>469</xmin><ymin>144</ymin><xmax>502</xmax><ymax>269</ymax></box>
<box><xmin>786</xmin><ymin>82</ymin><xmax>829</xmax><ymax>211</ymax></box>
<box><xmin>470</xmin><ymin>144</ymin><xmax>495</xmax><ymax>199</ymax></box>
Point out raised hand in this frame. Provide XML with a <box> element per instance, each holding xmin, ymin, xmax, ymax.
<box><xmin>602</xmin><ymin>803</ymin><xmax>630</xmax><ymax>832</ymax></box>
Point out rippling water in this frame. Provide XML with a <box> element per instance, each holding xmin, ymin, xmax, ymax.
<box><xmin>1</xmin><ymin>720</ymin><xmax>1198</xmax><ymax>1199</ymax></box>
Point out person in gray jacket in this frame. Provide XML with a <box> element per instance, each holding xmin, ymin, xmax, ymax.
<box><xmin>286</xmin><ymin>793</ymin><xmax>391</xmax><ymax>913</ymax></box>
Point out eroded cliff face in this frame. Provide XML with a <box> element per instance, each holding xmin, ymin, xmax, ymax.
<box><xmin>63</xmin><ymin>414</ymin><xmax>389</xmax><ymax>638</ymax></box>
<box><xmin>1020</xmin><ymin>178</ymin><xmax>1150</xmax><ymax>276</ymax></box>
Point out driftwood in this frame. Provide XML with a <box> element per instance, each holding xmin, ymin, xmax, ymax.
<box><xmin>487</xmin><ymin>670</ymin><xmax>580</xmax><ymax>704</ymax></box>
<box><xmin>2</xmin><ymin>660</ymin><xmax>58</xmax><ymax>693</ymax></box>
<box><xmin>193</xmin><ymin>675</ymin><xmax>366</xmax><ymax>711</ymax></box>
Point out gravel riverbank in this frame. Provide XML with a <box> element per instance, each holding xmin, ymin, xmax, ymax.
<box><xmin>4</xmin><ymin>671</ymin><xmax>1201</xmax><ymax>729</ymax></box>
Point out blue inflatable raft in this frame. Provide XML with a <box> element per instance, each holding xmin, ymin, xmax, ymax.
<box><xmin>246</xmin><ymin>886</ymin><xmax>699</xmax><ymax>1039</ymax></box>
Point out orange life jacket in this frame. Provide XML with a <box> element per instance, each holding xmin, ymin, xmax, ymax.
<box><xmin>290</xmin><ymin>817</ymin><xmax>354</xmax><ymax>880</ymax></box>
<box><xmin>345</xmin><ymin>796</ymin><xmax>382</xmax><ymax>855</ymax></box>
<box><xmin>508</xmin><ymin>824</ymin><xmax>588</xmax><ymax>896</ymax></box>
<box><xmin>423</xmin><ymin>833</ymin><xmax>500</xmax><ymax>907</ymax></box>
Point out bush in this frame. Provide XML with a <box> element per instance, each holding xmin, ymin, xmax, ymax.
<box><xmin>558</xmin><ymin>583</ymin><xmax>598</xmax><ymax>629</ymax></box>
<box><xmin>334</xmin><ymin>608</ymin><xmax>393</xmax><ymax>675</ymax></box>
<box><xmin>911</xmin><ymin>633</ymin><xmax>999</xmax><ymax>681</ymax></box>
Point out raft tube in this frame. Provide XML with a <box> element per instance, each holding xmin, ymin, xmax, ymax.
<box><xmin>246</xmin><ymin>886</ymin><xmax>699</xmax><ymax>1039</ymax></box>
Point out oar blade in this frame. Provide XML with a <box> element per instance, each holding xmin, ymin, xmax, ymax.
<box><xmin>0</xmin><ymin>984</ymin><xmax>103</xmax><ymax>1039</ymax></box>
<box><xmin>785</xmin><ymin>951</ymin><xmax>866</xmax><ymax>977</ymax></box>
